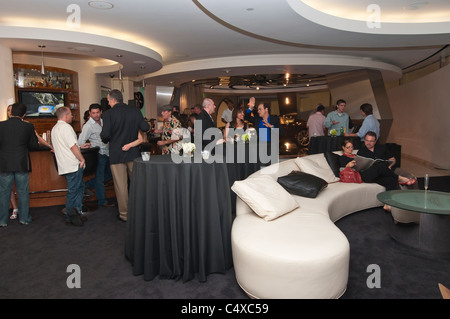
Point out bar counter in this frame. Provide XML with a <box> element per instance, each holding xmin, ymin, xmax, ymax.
<box><xmin>28</xmin><ymin>145</ymin><xmax>113</xmax><ymax>207</ymax></box>
<box><xmin>28</xmin><ymin>145</ymin><xmax>67</xmax><ymax>207</ymax></box>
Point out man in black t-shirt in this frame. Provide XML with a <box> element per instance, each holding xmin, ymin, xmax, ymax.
<box><xmin>357</xmin><ymin>131</ymin><xmax>396</xmax><ymax>169</ymax></box>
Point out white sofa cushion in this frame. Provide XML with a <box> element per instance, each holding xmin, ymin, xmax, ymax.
<box><xmin>295</xmin><ymin>154</ymin><xmax>340</xmax><ymax>183</ymax></box>
<box><xmin>231</xmin><ymin>174</ymin><xmax>299</xmax><ymax>221</ymax></box>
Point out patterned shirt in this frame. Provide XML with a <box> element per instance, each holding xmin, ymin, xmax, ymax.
<box><xmin>161</xmin><ymin>115</ymin><xmax>181</xmax><ymax>154</ymax></box>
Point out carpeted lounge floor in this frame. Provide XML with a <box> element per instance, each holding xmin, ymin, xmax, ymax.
<box><xmin>0</xmin><ymin>176</ymin><xmax>449</xmax><ymax>299</ymax></box>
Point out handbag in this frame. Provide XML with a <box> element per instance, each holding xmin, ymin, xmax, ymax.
<box><xmin>339</xmin><ymin>167</ymin><xmax>363</xmax><ymax>183</ymax></box>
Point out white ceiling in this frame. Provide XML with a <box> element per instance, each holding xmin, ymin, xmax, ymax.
<box><xmin>0</xmin><ymin>0</ymin><xmax>449</xmax><ymax>87</ymax></box>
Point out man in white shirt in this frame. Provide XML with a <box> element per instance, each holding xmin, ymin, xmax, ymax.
<box><xmin>221</xmin><ymin>99</ymin><xmax>233</xmax><ymax>124</ymax></box>
<box><xmin>307</xmin><ymin>104</ymin><xmax>326</xmax><ymax>137</ymax></box>
<box><xmin>78</xmin><ymin>103</ymin><xmax>114</xmax><ymax>208</ymax></box>
<box><xmin>51</xmin><ymin>106</ymin><xmax>86</xmax><ymax>226</ymax></box>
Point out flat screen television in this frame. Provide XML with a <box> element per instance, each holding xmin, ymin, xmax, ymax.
<box><xmin>18</xmin><ymin>90</ymin><xmax>66</xmax><ymax>117</ymax></box>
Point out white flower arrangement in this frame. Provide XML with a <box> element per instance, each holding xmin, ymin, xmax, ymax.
<box><xmin>182</xmin><ymin>142</ymin><xmax>196</xmax><ymax>155</ymax></box>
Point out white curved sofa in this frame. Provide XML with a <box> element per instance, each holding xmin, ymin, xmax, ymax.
<box><xmin>231</xmin><ymin>152</ymin><xmax>385</xmax><ymax>299</ymax></box>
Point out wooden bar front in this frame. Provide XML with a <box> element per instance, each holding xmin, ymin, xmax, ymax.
<box><xmin>28</xmin><ymin>147</ymin><xmax>115</xmax><ymax>208</ymax></box>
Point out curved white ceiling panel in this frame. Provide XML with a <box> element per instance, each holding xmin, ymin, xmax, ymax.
<box><xmin>0</xmin><ymin>26</ymin><xmax>162</xmax><ymax>75</ymax></box>
<box><xmin>145</xmin><ymin>53</ymin><xmax>402</xmax><ymax>85</ymax></box>
<box><xmin>290</xmin><ymin>0</ymin><xmax>450</xmax><ymax>35</ymax></box>
<box><xmin>196</xmin><ymin>0</ymin><xmax>450</xmax><ymax>48</ymax></box>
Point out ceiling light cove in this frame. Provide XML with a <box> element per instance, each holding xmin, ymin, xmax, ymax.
<box><xmin>299</xmin><ymin>0</ymin><xmax>450</xmax><ymax>23</ymax></box>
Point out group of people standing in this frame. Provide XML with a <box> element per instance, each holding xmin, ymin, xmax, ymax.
<box><xmin>51</xmin><ymin>89</ymin><xmax>149</xmax><ymax>225</ymax></box>
<box><xmin>0</xmin><ymin>89</ymin><xmax>149</xmax><ymax>227</ymax></box>
<box><xmin>155</xmin><ymin>96</ymin><xmax>284</xmax><ymax>154</ymax></box>
<box><xmin>307</xmin><ymin>99</ymin><xmax>380</xmax><ymax>142</ymax></box>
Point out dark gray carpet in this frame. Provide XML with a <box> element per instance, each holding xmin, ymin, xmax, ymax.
<box><xmin>1</xmin><ymin>175</ymin><xmax>449</xmax><ymax>300</ymax></box>
<box><xmin>0</xmin><ymin>203</ymin><xmax>246</xmax><ymax>299</ymax></box>
<box><xmin>337</xmin><ymin>208</ymin><xmax>450</xmax><ymax>299</ymax></box>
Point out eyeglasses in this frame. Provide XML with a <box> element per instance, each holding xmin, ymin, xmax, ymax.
<box><xmin>364</xmin><ymin>139</ymin><xmax>376</xmax><ymax>143</ymax></box>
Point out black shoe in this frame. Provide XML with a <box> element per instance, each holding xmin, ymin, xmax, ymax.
<box><xmin>84</xmin><ymin>187</ymin><xmax>94</xmax><ymax>197</ymax></box>
<box><xmin>102</xmin><ymin>202</ymin><xmax>116</xmax><ymax>207</ymax></box>
<box><xmin>80</xmin><ymin>212</ymin><xmax>88</xmax><ymax>222</ymax></box>
<box><xmin>116</xmin><ymin>214</ymin><xmax>126</xmax><ymax>222</ymax></box>
<box><xmin>69</xmin><ymin>207</ymin><xmax>84</xmax><ymax>227</ymax></box>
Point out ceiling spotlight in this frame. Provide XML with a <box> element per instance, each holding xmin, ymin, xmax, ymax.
<box><xmin>88</xmin><ymin>1</ymin><xmax>114</xmax><ymax>10</ymax></box>
<box><xmin>404</xmin><ymin>1</ymin><xmax>429</xmax><ymax>10</ymax></box>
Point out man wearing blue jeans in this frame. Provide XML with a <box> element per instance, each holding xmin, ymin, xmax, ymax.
<box><xmin>51</xmin><ymin>106</ymin><xmax>86</xmax><ymax>226</ymax></box>
<box><xmin>0</xmin><ymin>103</ymin><xmax>39</xmax><ymax>227</ymax></box>
<box><xmin>78</xmin><ymin>103</ymin><xmax>114</xmax><ymax>208</ymax></box>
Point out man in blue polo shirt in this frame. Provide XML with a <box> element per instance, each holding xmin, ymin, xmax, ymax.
<box><xmin>345</xmin><ymin>103</ymin><xmax>380</xmax><ymax>141</ymax></box>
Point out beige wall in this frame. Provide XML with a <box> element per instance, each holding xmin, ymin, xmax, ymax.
<box><xmin>0</xmin><ymin>45</ymin><xmax>15</xmax><ymax>121</ymax></box>
<box><xmin>387</xmin><ymin>63</ymin><xmax>450</xmax><ymax>169</ymax></box>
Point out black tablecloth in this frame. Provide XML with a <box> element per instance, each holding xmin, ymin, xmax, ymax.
<box><xmin>308</xmin><ymin>136</ymin><xmax>362</xmax><ymax>155</ymax></box>
<box><xmin>125</xmin><ymin>151</ymin><xmax>260</xmax><ymax>282</ymax></box>
<box><xmin>221</xmin><ymin>143</ymin><xmax>261</xmax><ymax>216</ymax></box>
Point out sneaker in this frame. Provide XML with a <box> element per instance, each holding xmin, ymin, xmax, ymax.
<box><xmin>68</xmin><ymin>207</ymin><xmax>84</xmax><ymax>227</ymax></box>
<box><xmin>10</xmin><ymin>209</ymin><xmax>18</xmax><ymax>220</ymax></box>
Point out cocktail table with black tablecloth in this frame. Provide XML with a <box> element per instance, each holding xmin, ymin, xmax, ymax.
<box><xmin>125</xmin><ymin>149</ymin><xmax>261</xmax><ymax>282</ymax></box>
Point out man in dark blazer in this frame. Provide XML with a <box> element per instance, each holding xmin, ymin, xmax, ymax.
<box><xmin>0</xmin><ymin>102</ymin><xmax>39</xmax><ymax>227</ymax></box>
<box><xmin>195</xmin><ymin>97</ymin><xmax>222</xmax><ymax>150</ymax></box>
<box><xmin>101</xmin><ymin>89</ymin><xmax>149</xmax><ymax>222</ymax></box>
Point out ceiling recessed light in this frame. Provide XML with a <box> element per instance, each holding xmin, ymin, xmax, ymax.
<box><xmin>116</xmin><ymin>54</ymin><xmax>123</xmax><ymax>58</ymax></box>
<box><xmin>74</xmin><ymin>46</ymin><xmax>94</xmax><ymax>52</ymax></box>
<box><xmin>88</xmin><ymin>1</ymin><xmax>114</xmax><ymax>10</ymax></box>
<box><xmin>404</xmin><ymin>1</ymin><xmax>429</xmax><ymax>10</ymax></box>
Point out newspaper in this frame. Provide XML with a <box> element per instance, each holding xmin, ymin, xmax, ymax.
<box><xmin>354</xmin><ymin>155</ymin><xmax>394</xmax><ymax>172</ymax></box>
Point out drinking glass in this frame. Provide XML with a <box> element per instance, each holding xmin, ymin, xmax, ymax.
<box><xmin>424</xmin><ymin>174</ymin><xmax>429</xmax><ymax>191</ymax></box>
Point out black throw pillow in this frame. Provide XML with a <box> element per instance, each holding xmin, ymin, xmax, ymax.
<box><xmin>324</xmin><ymin>152</ymin><xmax>341</xmax><ymax>178</ymax></box>
<box><xmin>277</xmin><ymin>171</ymin><xmax>328</xmax><ymax>198</ymax></box>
